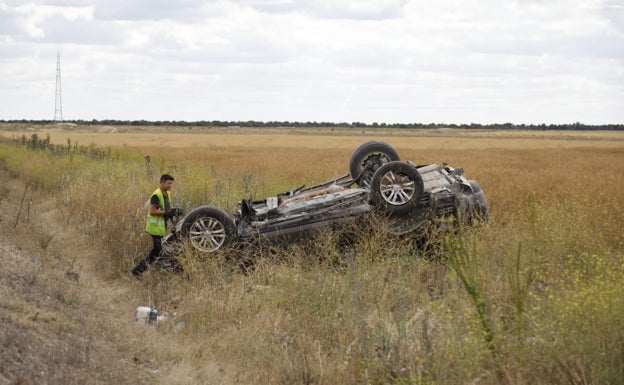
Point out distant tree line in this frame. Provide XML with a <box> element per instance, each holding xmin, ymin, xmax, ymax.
<box><xmin>2</xmin><ymin>119</ymin><xmax>623</xmax><ymax>131</ymax></box>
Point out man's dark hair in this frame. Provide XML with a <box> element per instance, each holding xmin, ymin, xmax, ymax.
<box><xmin>160</xmin><ymin>174</ymin><xmax>175</xmax><ymax>183</ymax></box>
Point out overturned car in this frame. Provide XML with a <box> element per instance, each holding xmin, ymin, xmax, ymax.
<box><xmin>162</xmin><ymin>141</ymin><xmax>488</xmax><ymax>255</ymax></box>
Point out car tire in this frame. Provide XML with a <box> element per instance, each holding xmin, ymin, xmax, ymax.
<box><xmin>349</xmin><ymin>141</ymin><xmax>400</xmax><ymax>187</ymax></box>
<box><xmin>179</xmin><ymin>205</ymin><xmax>236</xmax><ymax>252</ymax></box>
<box><xmin>370</xmin><ymin>161</ymin><xmax>424</xmax><ymax>216</ymax></box>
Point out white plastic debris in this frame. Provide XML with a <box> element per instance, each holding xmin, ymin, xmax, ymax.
<box><xmin>134</xmin><ymin>306</ymin><xmax>157</xmax><ymax>325</ymax></box>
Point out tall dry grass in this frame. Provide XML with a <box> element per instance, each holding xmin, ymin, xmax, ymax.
<box><xmin>0</xmin><ymin>128</ymin><xmax>623</xmax><ymax>385</ymax></box>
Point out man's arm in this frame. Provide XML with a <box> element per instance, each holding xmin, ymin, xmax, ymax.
<box><xmin>149</xmin><ymin>195</ymin><xmax>166</xmax><ymax>216</ymax></box>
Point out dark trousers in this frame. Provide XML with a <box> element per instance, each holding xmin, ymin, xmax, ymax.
<box><xmin>132</xmin><ymin>235</ymin><xmax>162</xmax><ymax>276</ymax></box>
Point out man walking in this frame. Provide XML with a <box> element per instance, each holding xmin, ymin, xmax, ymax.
<box><xmin>132</xmin><ymin>174</ymin><xmax>175</xmax><ymax>277</ymax></box>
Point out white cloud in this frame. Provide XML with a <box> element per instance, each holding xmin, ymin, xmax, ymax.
<box><xmin>0</xmin><ymin>0</ymin><xmax>622</xmax><ymax>123</ymax></box>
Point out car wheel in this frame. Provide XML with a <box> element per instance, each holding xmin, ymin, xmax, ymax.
<box><xmin>179</xmin><ymin>205</ymin><xmax>236</xmax><ymax>252</ymax></box>
<box><xmin>349</xmin><ymin>141</ymin><xmax>400</xmax><ymax>187</ymax></box>
<box><xmin>370</xmin><ymin>161</ymin><xmax>424</xmax><ymax>216</ymax></box>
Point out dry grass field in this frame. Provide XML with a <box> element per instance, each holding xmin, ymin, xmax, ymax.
<box><xmin>2</xmin><ymin>123</ymin><xmax>623</xmax><ymax>150</ymax></box>
<box><xmin>1</xmin><ymin>123</ymin><xmax>623</xmax><ymax>385</ymax></box>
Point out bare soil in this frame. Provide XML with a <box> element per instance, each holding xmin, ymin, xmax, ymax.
<box><xmin>0</xmin><ymin>172</ymin><xmax>155</xmax><ymax>385</ymax></box>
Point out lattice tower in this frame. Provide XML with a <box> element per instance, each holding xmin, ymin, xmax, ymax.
<box><xmin>54</xmin><ymin>52</ymin><xmax>63</xmax><ymax>121</ymax></box>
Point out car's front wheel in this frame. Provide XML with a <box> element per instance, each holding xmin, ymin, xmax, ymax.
<box><xmin>370</xmin><ymin>161</ymin><xmax>424</xmax><ymax>216</ymax></box>
<box><xmin>349</xmin><ymin>141</ymin><xmax>400</xmax><ymax>187</ymax></box>
<box><xmin>179</xmin><ymin>206</ymin><xmax>236</xmax><ymax>252</ymax></box>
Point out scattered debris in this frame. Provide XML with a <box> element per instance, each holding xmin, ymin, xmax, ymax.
<box><xmin>134</xmin><ymin>306</ymin><xmax>157</xmax><ymax>325</ymax></box>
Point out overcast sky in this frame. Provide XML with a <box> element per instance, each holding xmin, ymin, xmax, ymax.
<box><xmin>1</xmin><ymin>0</ymin><xmax>623</xmax><ymax>124</ymax></box>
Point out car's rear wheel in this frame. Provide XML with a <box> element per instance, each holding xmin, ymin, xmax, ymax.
<box><xmin>349</xmin><ymin>141</ymin><xmax>400</xmax><ymax>187</ymax></box>
<box><xmin>179</xmin><ymin>206</ymin><xmax>236</xmax><ymax>252</ymax></box>
<box><xmin>370</xmin><ymin>161</ymin><xmax>424</xmax><ymax>216</ymax></box>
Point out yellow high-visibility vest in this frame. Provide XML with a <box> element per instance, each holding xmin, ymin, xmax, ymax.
<box><xmin>145</xmin><ymin>188</ymin><xmax>171</xmax><ymax>236</ymax></box>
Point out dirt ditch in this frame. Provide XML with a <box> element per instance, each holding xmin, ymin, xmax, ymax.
<box><xmin>0</xmin><ymin>173</ymin><xmax>156</xmax><ymax>385</ymax></box>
